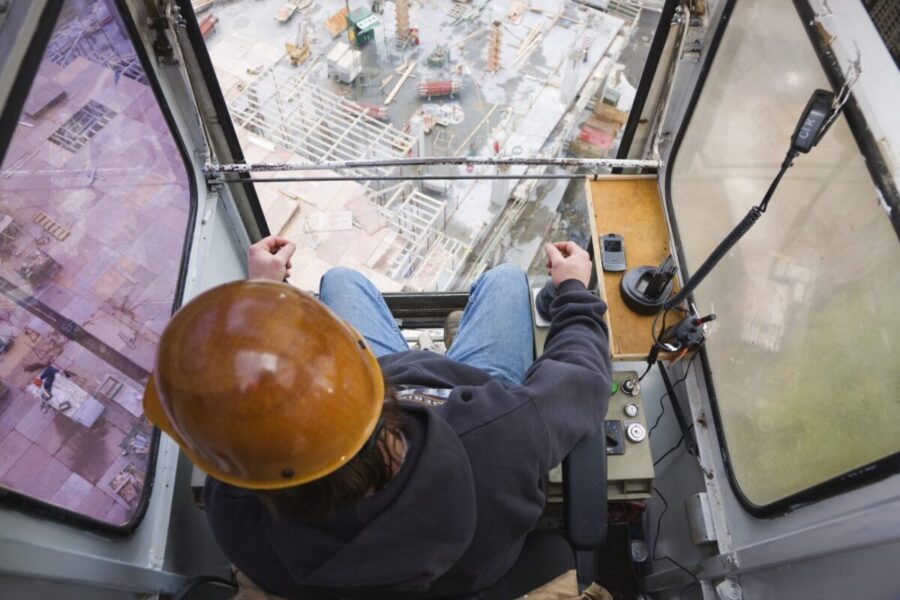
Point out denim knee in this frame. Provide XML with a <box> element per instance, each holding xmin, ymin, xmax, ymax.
<box><xmin>480</xmin><ymin>263</ymin><xmax>526</xmax><ymax>285</ymax></box>
<box><xmin>320</xmin><ymin>266</ymin><xmax>364</xmax><ymax>291</ymax></box>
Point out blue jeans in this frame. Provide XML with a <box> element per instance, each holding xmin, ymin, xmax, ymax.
<box><xmin>318</xmin><ymin>265</ymin><xmax>534</xmax><ymax>388</ymax></box>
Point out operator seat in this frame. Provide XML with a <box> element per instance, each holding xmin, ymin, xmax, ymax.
<box><xmin>482</xmin><ymin>425</ymin><xmax>609</xmax><ymax>598</ymax></box>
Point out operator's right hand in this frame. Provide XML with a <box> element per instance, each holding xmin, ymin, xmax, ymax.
<box><xmin>545</xmin><ymin>241</ymin><xmax>592</xmax><ymax>288</ymax></box>
<box><xmin>248</xmin><ymin>236</ymin><xmax>296</xmax><ymax>282</ymax></box>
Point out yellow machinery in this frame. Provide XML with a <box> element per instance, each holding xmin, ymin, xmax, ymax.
<box><xmin>285</xmin><ymin>20</ymin><xmax>310</xmax><ymax>66</ymax></box>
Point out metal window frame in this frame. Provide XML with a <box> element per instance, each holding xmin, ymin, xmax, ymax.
<box><xmin>615</xmin><ymin>0</ymin><xmax>681</xmax><ymax>163</ymax></box>
<box><xmin>661</xmin><ymin>0</ymin><xmax>900</xmax><ymax>518</ymax></box>
<box><xmin>173</xmin><ymin>0</ymin><xmax>269</xmax><ymax>240</ymax></box>
<box><xmin>0</xmin><ymin>0</ymin><xmax>199</xmax><ymax>536</ymax></box>
<box><xmin>0</xmin><ymin>1</ymin><xmax>63</xmax><ymax>161</ymax></box>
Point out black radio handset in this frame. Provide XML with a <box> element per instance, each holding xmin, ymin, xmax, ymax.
<box><xmin>790</xmin><ymin>89</ymin><xmax>836</xmax><ymax>154</ymax></box>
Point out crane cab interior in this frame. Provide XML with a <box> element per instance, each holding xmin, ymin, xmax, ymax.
<box><xmin>0</xmin><ymin>0</ymin><xmax>898</xmax><ymax>598</ymax></box>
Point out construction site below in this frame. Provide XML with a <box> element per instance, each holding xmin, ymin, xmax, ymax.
<box><xmin>197</xmin><ymin>0</ymin><xmax>659</xmax><ymax>292</ymax></box>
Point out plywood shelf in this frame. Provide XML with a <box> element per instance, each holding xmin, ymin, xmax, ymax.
<box><xmin>585</xmin><ymin>176</ymin><xmax>676</xmax><ymax>361</ymax></box>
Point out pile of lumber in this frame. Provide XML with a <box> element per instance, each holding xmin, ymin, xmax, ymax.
<box><xmin>325</xmin><ymin>7</ymin><xmax>349</xmax><ymax>38</ymax></box>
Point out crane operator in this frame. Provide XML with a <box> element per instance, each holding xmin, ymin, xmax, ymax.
<box><xmin>144</xmin><ymin>235</ymin><xmax>611</xmax><ymax>599</ymax></box>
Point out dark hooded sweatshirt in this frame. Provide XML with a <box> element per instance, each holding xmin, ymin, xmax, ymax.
<box><xmin>204</xmin><ymin>279</ymin><xmax>611</xmax><ymax>599</ymax></box>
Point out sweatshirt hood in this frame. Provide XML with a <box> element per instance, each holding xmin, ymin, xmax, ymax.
<box><xmin>265</xmin><ymin>406</ymin><xmax>477</xmax><ymax>592</ymax></box>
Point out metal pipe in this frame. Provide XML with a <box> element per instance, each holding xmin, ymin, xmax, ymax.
<box><xmin>222</xmin><ymin>172</ymin><xmax>646</xmax><ymax>184</ymax></box>
<box><xmin>205</xmin><ymin>156</ymin><xmax>661</xmax><ymax>174</ymax></box>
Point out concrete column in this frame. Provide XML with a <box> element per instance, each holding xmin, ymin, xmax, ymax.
<box><xmin>409</xmin><ymin>114</ymin><xmax>426</xmax><ymax>157</ymax></box>
<box><xmin>490</xmin><ymin>168</ymin><xmax>510</xmax><ymax>208</ymax></box>
<box><xmin>560</xmin><ymin>49</ymin><xmax>580</xmax><ymax>105</ymax></box>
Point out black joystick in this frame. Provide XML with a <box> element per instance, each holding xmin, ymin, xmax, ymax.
<box><xmin>535</xmin><ymin>279</ymin><xmax>558</xmax><ymax>322</ymax></box>
<box><xmin>620</xmin><ymin>256</ymin><xmax>677</xmax><ymax>315</ymax></box>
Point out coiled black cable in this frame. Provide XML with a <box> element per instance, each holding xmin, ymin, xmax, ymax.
<box><xmin>663</xmin><ymin>149</ymin><xmax>798</xmax><ymax>311</ymax></box>
<box><xmin>663</xmin><ymin>206</ymin><xmax>762</xmax><ymax>310</ymax></box>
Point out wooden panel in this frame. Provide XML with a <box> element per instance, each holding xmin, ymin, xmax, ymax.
<box><xmin>586</xmin><ymin>176</ymin><xmax>675</xmax><ymax>360</ymax></box>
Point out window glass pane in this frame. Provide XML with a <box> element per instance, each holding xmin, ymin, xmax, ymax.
<box><xmin>0</xmin><ymin>0</ymin><xmax>190</xmax><ymax>526</ymax></box>
<box><xmin>200</xmin><ymin>2</ymin><xmax>660</xmax><ymax>292</ymax></box>
<box><xmin>670</xmin><ymin>0</ymin><xmax>900</xmax><ymax>506</ymax></box>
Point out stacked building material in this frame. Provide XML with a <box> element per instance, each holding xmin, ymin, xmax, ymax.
<box><xmin>326</xmin><ymin>41</ymin><xmax>362</xmax><ymax>83</ymax></box>
<box><xmin>351</xmin><ymin>102</ymin><xmax>389</xmax><ymax>121</ymax></box>
<box><xmin>417</xmin><ymin>79</ymin><xmax>461</xmax><ymax>98</ymax></box>
<box><xmin>570</xmin><ymin>103</ymin><xmax>629</xmax><ymax>157</ymax></box>
<box><xmin>199</xmin><ymin>13</ymin><xmax>219</xmax><ymax>38</ymax></box>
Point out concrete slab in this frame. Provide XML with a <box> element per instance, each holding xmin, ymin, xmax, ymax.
<box><xmin>34</xmin><ymin>414</ymin><xmax>79</xmax><ymax>456</ymax></box>
<box><xmin>206</xmin><ymin>31</ymin><xmax>284</xmax><ymax>89</ymax></box>
<box><xmin>104</xmin><ymin>501</ymin><xmax>130</xmax><ymax>525</ymax></box>
<box><xmin>54</xmin><ymin>417</ymin><xmax>127</xmax><ymax>485</ymax></box>
<box><xmin>0</xmin><ymin>334</ymin><xmax>37</xmax><ymax>378</ymax></box>
<box><xmin>50</xmin><ymin>471</ymin><xmax>93</xmax><ymax>510</ymax></box>
<box><xmin>82</xmin><ymin>309</ymin><xmax>135</xmax><ymax>354</ymax></box>
<box><xmin>24</xmin><ymin>457</ymin><xmax>72</xmax><ymax>502</ymax></box>
<box><xmin>22</xmin><ymin>75</ymin><xmax>66</xmax><ymax>119</ymax></box>
<box><xmin>0</xmin><ymin>394</ymin><xmax>34</xmax><ymax>442</ymax></box>
<box><xmin>76</xmin><ymin>486</ymin><xmax>115</xmax><ymax>521</ymax></box>
<box><xmin>14</xmin><ymin>401</ymin><xmax>56</xmax><ymax>442</ymax></box>
<box><xmin>257</xmin><ymin>185</ymin><xmax>300</xmax><ymax>235</ymax></box>
<box><xmin>0</xmin><ymin>430</ymin><xmax>32</xmax><ymax>479</ymax></box>
<box><xmin>1</xmin><ymin>442</ymin><xmax>52</xmax><ymax>489</ymax></box>
<box><xmin>71</xmin><ymin>396</ymin><xmax>105</xmax><ymax>428</ymax></box>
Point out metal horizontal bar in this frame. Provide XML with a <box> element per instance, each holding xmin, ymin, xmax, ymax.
<box><xmin>206</xmin><ymin>156</ymin><xmax>662</xmax><ymax>174</ymax></box>
<box><xmin>223</xmin><ymin>173</ymin><xmax>648</xmax><ymax>183</ymax></box>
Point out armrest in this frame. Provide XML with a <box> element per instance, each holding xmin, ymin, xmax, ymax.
<box><xmin>562</xmin><ymin>427</ymin><xmax>608</xmax><ymax>549</ymax></box>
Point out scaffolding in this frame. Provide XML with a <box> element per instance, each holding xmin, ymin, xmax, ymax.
<box><xmin>228</xmin><ymin>65</ymin><xmax>470</xmax><ymax>290</ymax></box>
<box><xmin>380</xmin><ymin>184</ymin><xmax>470</xmax><ymax>288</ymax></box>
<box><xmin>229</xmin><ymin>65</ymin><xmax>415</xmax><ymax>180</ymax></box>
<box><xmin>46</xmin><ymin>7</ymin><xmax>147</xmax><ymax>84</ymax></box>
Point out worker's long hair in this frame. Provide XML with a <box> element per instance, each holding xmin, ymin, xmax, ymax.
<box><xmin>256</xmin><ymin>384</ymin><xmax>406</xmax><ymax>523</ymax></box>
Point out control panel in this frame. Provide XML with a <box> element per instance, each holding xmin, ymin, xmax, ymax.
<box><xmin>533</xmin><ymin>296</ymin><xmax>654</xmax><ymax>501</ymax></box>
<box><xmin>606</xmin><ymin>371</ymin><xmax>654</xmax><ymax>500</ymax></box>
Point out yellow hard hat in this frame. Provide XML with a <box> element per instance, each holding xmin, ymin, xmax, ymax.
<box><xmin>143</xmin><ymin>280</ymin><xmax>384</xmax><ymax>490</ymax></box>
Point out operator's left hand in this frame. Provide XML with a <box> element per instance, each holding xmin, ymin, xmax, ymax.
<box><xmin>248</xmin><ymin>236</ymin><xmax>296</xmax><ymax>281</ymax></box>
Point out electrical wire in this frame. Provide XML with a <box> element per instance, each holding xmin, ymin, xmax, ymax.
<box><xmin>636</xmin><ymin>361</ymin><xmax>654</xmax><ymax>382</ymax></box>
<box><xmin>639</xmin><ymin>304</ymin><xmax>687</xmax><ymax>381</ymax></box>
<box><xmin>654</xmin><ymin>432</ymin><xmax>692</xmax><ymax>467</ymax></box>
<box><xmin>651</xmin><ymin>486</ymin><xmax>701</xmax><ymax>599</ymax></box>
<box><xmin>647</xmin><ymin>352</ymin><xmax>699</xmax><ymax>439</ymax></box>
<box><xmin>650</xmin><ymin>304</ymin><xmax>687</xmax><ymax>351</ymax></box>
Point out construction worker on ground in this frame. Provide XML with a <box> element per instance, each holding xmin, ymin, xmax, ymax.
<box><xmin>144</xmin><ymin>235</ymin><xmax>611</xmax><ymax>599</ymax></box>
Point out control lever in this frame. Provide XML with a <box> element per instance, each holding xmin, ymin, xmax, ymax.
<box><xmin>536</xmin><ymin>239</ymin><xmax>590</xmax><ymax>322</ymax></box>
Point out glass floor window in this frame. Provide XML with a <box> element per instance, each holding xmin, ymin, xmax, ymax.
<box><xmin>0</xmin><ymin>0</ymin><xmax>191</xmax><ymax>528</ymax></box>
